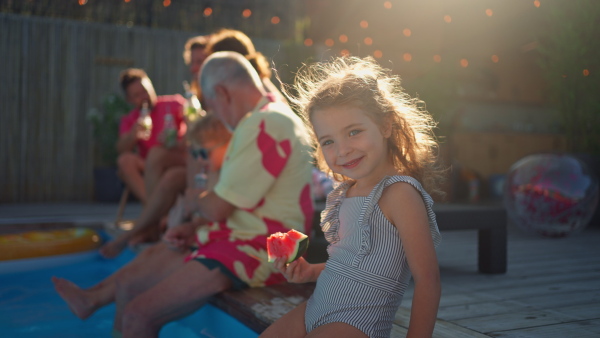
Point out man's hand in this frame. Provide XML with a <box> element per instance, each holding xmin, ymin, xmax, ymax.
<box><xmin>163</xmin><ymin>222</ymin><xmax>197</xmax><ymax>250</ymax></box>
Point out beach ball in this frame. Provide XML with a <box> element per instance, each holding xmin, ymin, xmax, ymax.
<box><xmin>504</xmin><ymin>154</ymin><xmax>599</xmax><ymax>237</ymax></box>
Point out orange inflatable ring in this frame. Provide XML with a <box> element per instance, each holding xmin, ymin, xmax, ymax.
<box><xmin>0</xmin><ymin>228</ymin><xmax>102</xmax><ymax>261</ymax></box>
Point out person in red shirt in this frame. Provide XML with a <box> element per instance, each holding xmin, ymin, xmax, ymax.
<box><xmin>101</xmin><ymin>69</ymin><xmax>188</xmax><ymax>258</ymax></box>
<box><xmin>116</xmin><ymin>68</ymin><xmax>187</xmax><ymax>204</ymax></box>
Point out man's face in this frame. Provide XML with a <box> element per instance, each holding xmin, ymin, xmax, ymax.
<box><xmin>126</xmin><ymin>78</ymin><xmax>157</xmax><ymax>109</ymax></box>
<box><xmin>204</xmin><ymin>88</ymin><xmax>235</xmax><ymax>132</ymax></box>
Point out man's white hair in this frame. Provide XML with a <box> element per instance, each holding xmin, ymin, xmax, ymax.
<box><xmin>199</xmin><ymin>51</ymin><xmax>263</xmax><ymax>99</ymax></box>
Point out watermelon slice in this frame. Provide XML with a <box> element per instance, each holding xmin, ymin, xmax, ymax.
<box><xmin>266</xmin><ymin>229</ymin><xmax>309</xmax><ymax>263</ymax></box>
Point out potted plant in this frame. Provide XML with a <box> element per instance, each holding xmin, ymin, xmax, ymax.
<box><xmin>88</xmin><ymin>94</ymin><xmax>131</xmax><ymax>202</ymax></box>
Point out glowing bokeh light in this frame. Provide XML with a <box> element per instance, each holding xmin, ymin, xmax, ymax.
<box><xmin>124</xmin><ymin>0</ymin><xmax>131</xmax><ymax>3</ymax></box>
<box><xmin>583</xmin><ymin>69</ymin><xmax>590</xmax><ymax>76</ymax></box>
<box><xmin>325</xmin><ymin>38</ymin><xmax>334</xmax><ymax>47</ymax></box>
<box><xmin>360</xmin><ymin>20</ymin><xmax>369</xmax><ymax>29</ymax></box>
<box><xmin>271</xmin><ymin>16</ymin><xmax>280</xmax><ymax>24</ymax></box>
<box><xmin>374</xmin><ymin>50</ymin><xmax>383</xmax><ymax>58</ymax></box>
<box><xmin>364</xmin><ymin>37</ymin><xmax>373</xmax><ymax>45</ymax></box>
<box><xmin>384</xmin><ymin>1</ymin><xmax>392</xmax><ymax>9</ymax></box>
<box><xmin>79</xmin><ymin>0</ymin><xmax>87</xmax><ymax>5</ymax></box>
<box><xmin>403</xmin><ymin>28</ymin><xmax>411</xmax><ymax>37</ymax></box>
<box><xmin>433</xmin><ymin>54</ymin><xmax>442</xmax><ymax>63</ymax></box>
<box><xmin>534</xmin><ymin>0</ymin><xmax>541</xmax><ymax>8</ymax></box>
<box><xmin>163</xmin><ymin>0</ymin><xmax>171</xmax><ymax>7</ymax></box>
<box><xmin>339</xmin><ymin>34</ymin><xmax>348</xmax><ymax>43</ymax></box>
<box><xmin>341</xmin><ymin>49</ymin><xmax>350</xmax><ymax>57</ymax></box>
<box><xmin>204</xmin><ymin>7</ymin><xmax>212</xmax><ymax>16</ymax></box>
<box><xmin>460</xmin><ymin>58</ymin><xmax>469</xmax><ymax>67</ymax></box>
<box><xmin>444</xmin><ymin>15</ymin><xmax>452</xmax><ymax>23</ymax></box>
<box><xmin>486</xmin><ymin>9</ymin><xmax>493</xmax><ymax>17</ymax></box>
<box><xmin>304</xmin><ymin>38</ymin><xmax>313</xmax><ymax>47</ymax></box>
<box><xmin>242</xmin><ymin>9</ymin><xmax>252</xmax><ymax>18</ymax></box>
<box><xmin>403</xmin><ymin>53</ymin><xmax>412</xmax><ymax>62</ymax></box>
<box><xmin>491</xmin><ymin>55</ymin><xmax>499</xmax><ymax>63</ymax></box>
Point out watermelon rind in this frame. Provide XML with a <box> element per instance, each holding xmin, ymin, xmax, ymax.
<box><xmin>267</xmin><ymin>230</ymin><xmax>309</xmax><ymax>263</ymax></box>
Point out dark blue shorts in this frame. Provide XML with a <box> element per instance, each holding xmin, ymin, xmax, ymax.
<box><xmin>193</xmin><ymin>258</ymin><xmax>249</xmax><ymax>290</ymax></box>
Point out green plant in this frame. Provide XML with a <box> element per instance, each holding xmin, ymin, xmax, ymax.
<box><xmin>88</xmin><ymin>94</ymin><xmax>131</xmax><ymax>166</ymax></box>
<box><xmin>536</xmin><ymin>0</ymin><xmax>600</xmax><ymax>156</ymax></box>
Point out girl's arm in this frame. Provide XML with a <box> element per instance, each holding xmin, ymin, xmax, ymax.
<box><xmin>380</xmin><ymin>182</ymin><xmax>441</xmax><ymax>338</ymax></box>
<box><xmin>274</xmin><ymin>257</ymin><xmax>326</xmax><ymax>284</ymax></box>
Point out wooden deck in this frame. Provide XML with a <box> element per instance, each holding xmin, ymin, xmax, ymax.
<box><xmin>1</xmin><ymin>202</ymin><xmax>599</xmax><ymax>337</ymax></box>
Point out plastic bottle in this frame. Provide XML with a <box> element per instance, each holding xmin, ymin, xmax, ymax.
<box><xmin>162</xmin><ymin>112</ymin><xmax>178</xmax><ymax>148</ymax></box>
<box><xmin>182</xmin><ymin>81</ymin><xmax>202</xmax><ymax>122</ymax></box>
<box><xmin>138</xmin><ymin>101</ymin><xmax>152</xmax><ymax>140</ymax></box>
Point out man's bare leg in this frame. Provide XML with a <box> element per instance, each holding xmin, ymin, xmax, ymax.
<box><xmin>112</xmin><ymin>242</ymin><xmax>201</xmax><ymax>335</ymax></box>
<box><xmin>119</xmin><ymin>261</ymin><xmax>233</xmax><ymax>337</ymax></box>
<box><xmin>117</xmin><ymin>152</ymin><xmax>146</xmax><ymax>204</ymax></box>
<box><xmin>144</xmin><ymin>145</ymin><xmax>186</xmax><ymax>198</ymax></box>
<box><xmin>52</xmin><ymin>241</ymin><xmax>183</xmax><ymax>319</ymax></box>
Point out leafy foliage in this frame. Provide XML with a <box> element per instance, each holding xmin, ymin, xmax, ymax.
<box><xmin>88</xmin><ymin>94</ymin><xmax>130</xmax><ymax>167</ymax></box>
<box><xmin>536</xmin><ymin>0</ymin><xmax>600</xmax><ymax>155</ymax></box>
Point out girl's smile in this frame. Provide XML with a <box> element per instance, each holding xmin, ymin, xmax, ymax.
<box><xmin>312</xmin><ymin>105</ymin><xmax>394</xmax><ymax>190</ymax></box>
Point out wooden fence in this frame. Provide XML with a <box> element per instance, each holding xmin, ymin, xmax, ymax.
<box><xmin>0</xmin><ymin>13</ymin><xmax>287</xmax><ymax>203</ymax></box>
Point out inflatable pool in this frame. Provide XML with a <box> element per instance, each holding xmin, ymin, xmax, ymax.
<box><xmin>0</xmin><ymin>231</ymin><xmax>258</xmax><ymax>337</ymax></box>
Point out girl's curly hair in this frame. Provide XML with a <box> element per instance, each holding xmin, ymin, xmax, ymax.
<box><xmin>287</xmin><ymin>56</ymin><xmax>445</xmax><ymax>199</ymax></box>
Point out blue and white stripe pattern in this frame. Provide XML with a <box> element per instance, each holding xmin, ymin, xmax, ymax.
<box><xmin>305</xmin><ymin>175</ymin><xmax>441</xmax><ymax>337</ymax></box>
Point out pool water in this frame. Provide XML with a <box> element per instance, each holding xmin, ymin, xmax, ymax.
<box><xmin>0</xmin><ymin>247</ymin><xmax>258</xmax><ymax>337</ymax></box>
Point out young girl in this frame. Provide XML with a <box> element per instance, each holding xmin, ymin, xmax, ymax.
<box><xmin>261</xmin><ymin>57</ymin><xmax>444</xmax><ymax>338</ymax></box>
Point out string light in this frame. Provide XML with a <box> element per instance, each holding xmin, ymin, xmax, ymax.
<box><xmin>124</xmin><ymin>0</ymin><xmax>131</xmax><ymax>3</ymax></box>
<box><xmin>304</xmin><ymin>38</ymin><xmax>313</xmax><ymax>47</ymax></box>
<box><xmin>360</xmin><ymin>20</ymin><xmax>369</xmax><ymax>28</ymax></box>
<box><xmin>339</xmin><ymin>34</ymin><xmax>348</xmax><ymax>43</ymax></box>
<box><xmin>485</xmin><ymin>9</ymin><xmax>493</xmax><ymax>17</ymax></box>
<box><xmin>325</xmin><ymin>38</ymin><xmax>334</xmax><ymax>47</ymax></box>
<box><xmin>374</xmin><ymin>50</ymin><xmax>383</xmax><ymax>58</ymax></box>
<box><xmin>271</xmin><ymin>16</ymin><xmax>280</xmax><ymax>24</ymax></box>
<box><xmin>364</xmin><ymin>37</ymin><xmax>373</xmax><ymax>45</ymax></box>
<box><xmin>384</xmin><ymin>1</ymin><xmax>392</xmax><ymax>9</ymax></box>
<box><xmin>403</xmin><ymin>28</ymin><xmax>411</xmax><ymax>37</ymax></box>
<box><xmin>403</xmin><ymin>53</ymin><xmax>412</xmax><ymax>62</ymax></box>
<box><xmin>433</xmin><ymin>55</ymin><xmax>442</xmax><ymax>63</ymax></box>
<box><xmin>242</xmin><ymin>9</ymin><xmax>252</xmax><ymax>18</ymax></box>
<box><xmin>444</xmin><ymin>15</ymin><xmax>452</xmax><ymax>23</ymax></box>
<box><xmin>491</xmin><ymin>55</ymin><xmax>499</xmax><ymax>63</ymax></box>
<box><xmin>460</xmin><ymin>59</ymin><xmax>469</xmax><ymax>67</ymax></box>
<box><xmin>534</xmin><ymin>0</ymin><xmax>541</xmax><ymax>8</ymax></box>
<box><xmin>203</xmin><ymin>7</ymin><xmax>212</xmax><ymax>16</ymax></box>
<box><xmin>341</xmin><ymin>49</ymin><xmax>350</xmax><ymax>56</ymax></box>
<box><xmin>78</xmin><ymin>0</ymin><xmax>87</xmax><ymax>5</ymax></box>
<box><xmin>163</xmin><ymin>0</ymin><xmax>171</xmax><ymax>7</ymax></box>
<box><xmin>583</xmin><ymin>69</ymin><xmax>590</xmax><ymax>76</ymax></box>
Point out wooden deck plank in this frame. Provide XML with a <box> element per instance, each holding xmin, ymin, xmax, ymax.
<box><xmin>488</xmin><ymin>319</ymin><xmax>600</xmax><ymax>337</ymax></box>
<box><xmin>452</xmin><ymin>309</ymin><xmax>580</xmax><ymax>333</ymax></box>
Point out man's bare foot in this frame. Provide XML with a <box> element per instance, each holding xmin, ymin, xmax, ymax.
<box><xmin>51</xmin><ymin>276</ymin><xmax>96</xmax><ymax>320</ymax></box>
<box><xmin>99</xmin><ymin>236</ymin><xmax>128</xmax><ymax>259</ymax></box>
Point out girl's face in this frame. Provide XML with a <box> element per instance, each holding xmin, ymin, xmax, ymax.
<box><xmin>311</xmin><ymin>106</ymin><xmax>394</xmax><ymax>186</ymax></box>
<box><xmin>192</xmin><ymin>135</ymin><xmax>229</xmax><ymax>171</ymax></box>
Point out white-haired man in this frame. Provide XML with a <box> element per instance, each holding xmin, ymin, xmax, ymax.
<box><xmin>113</xmin><ymin>51</ymin><xmax>315</xmax><ymax>336</ymax></box>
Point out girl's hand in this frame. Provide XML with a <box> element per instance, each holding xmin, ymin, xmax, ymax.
<box><xmin>163</xmin><ymin>222</ymin><xmax>197</xmax><ymax>250</ymax></box>
<box><xmin>273</xmin><ymin>257</ymin><xmax>318</xmax><ymax>284</ymax></box>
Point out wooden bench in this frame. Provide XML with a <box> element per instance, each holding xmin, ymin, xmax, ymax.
<box><xmin>210</xmin><ymin>201</ymin><xmax>508</xmax><ymax>334</ymax></box>
<box><xmin>309</xmin><ymin>201</ymin><xmax>508</xmax><ymax>275</ymax></box>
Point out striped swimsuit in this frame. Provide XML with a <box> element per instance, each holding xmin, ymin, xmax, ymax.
<box><xmin>305</xmin><ymin>176</ymin><xmax>441</xmax><ymax>337</ymax></box>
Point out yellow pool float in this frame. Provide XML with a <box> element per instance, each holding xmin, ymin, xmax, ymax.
<box><xmin>0</xmin><ymin>228</ymin><xmax>102</xmax><ymax>261</ymax></box>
